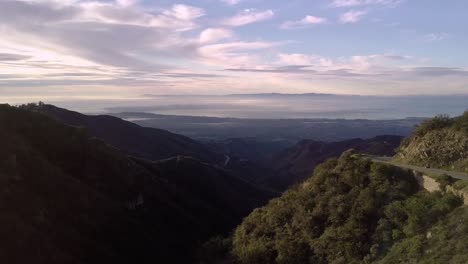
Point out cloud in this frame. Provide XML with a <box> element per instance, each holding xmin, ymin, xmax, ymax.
<box><xmin>381</xmin><ymin>55</ymin><xmax>411</xmax><ymax>60</ymax></box>
<box><xmin>0</xmin><ymin>1</ymin><xmax>208</xmax><ymax>71</ymax></box>
<box><xmin>0</xmin><ymin>0</ymin><xmax>466</xmax><ymax>97</ymax></box>
<box><xmin>278</xmin><ymin>53</ymin><xmax>333</xmax><ymax>68</ymax></box>
<box><xmin>223</xmin><ymin>9</ymin><xmax>274</xmax><ymax>27</ymax></box>
<box><xmin>280</xmin><ymin>16</ymin><xmax>327</xmax><ymax>29</ymax></box>
<box><xmin>408</xmin><ymin>67</ymin><xmax>468</xmax><ymax>77</ymax></box>
<box><xmin>221</xmin><ymin>0</ymin><xmax>242</xmax><ymax>5</ymax></box>
<box><xmin>0</xmin><ymin>0</ymin><xmax>80</xmax><ymax>24</ymax></box>
<box><xmin>331</xmin><ymin>0</ymin><xmax>402</xmax><ymax>8</ymax></box>
<box><xmin>0</xmin><ymin>0</ymin><xmax>281</xmax><ymax>92</ymax></box>
<box><xmin>0</xmin><ymin>53</ymin><xmax>31</xmax><ymax>61</ymax></box>
<box><xmin>339</xmin><ymin>10</ymin><xmax>367</xmax><ymax>23</ymax></box>
<box><xmin>198</xmin><ymin>41</ymin><xmax>277</xmax><ymax>67</ymax></box>
<box><xmin>224</xmin><ymin>53</ymin><xmax>425</xmax><ymax>80</ymax></box>
<box><xmin>116</xmin><ymin>0</ymin><xmax>139</xmax><ymax>7</ymax></box>
<box><xmin>199</xmin><ymin>28</ymin><xmax>233</xmax><ymax>43</ymax></box>
<box><xmin>164</xmin><ymin>4</ymin><xmax>205</xmax><ymax>21</ymax></box>
<box><xmin>74</xmin><ymin>2</ymin><xmax>205</xmax><ymax>31</ymax></box>
<box><xmin>424</xmin><ymin>33</ymin><xmax>449</xmax><ymax>42</ymax></box>
<box><xmin>224</xmin><ymin>65</ymin><xmax>315</xmax><ymax>74</ymax></box>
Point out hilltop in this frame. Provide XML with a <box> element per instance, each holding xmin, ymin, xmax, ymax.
<box><xmin>395</xmin><ymin>112</ymin><xmax>468</xmax><ymax>172</ymax></box>
<box><xmin>268</xmin><ymin>135</ymin><xmax>403</xmax><ymax>190</ymax></box>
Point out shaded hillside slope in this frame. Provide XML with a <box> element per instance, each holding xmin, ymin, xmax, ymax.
<box><xmin>136</xmin><ymin>156</ymin><xmax>274</xmax><ymax>225</ymax></box>
<box><xmin>0</xmin><ymin>104</ymin><xmax>272</xmax><ymax>264</ymax></box>
<box><xmin>204</xmin><ymin>137</ymin><xmax>291</xmax><ymax>163</ymax></box>
<box><xmin>395</xmin><ymin>112</ymin><xmax>468</xmax><ymax>172</ymax></box>
<box><xmin>24</xmin><ymin>103</ymin><xmax>220</xmax><ymax>163</ymax></box>
<box><xmin>27</xmin><ymin>103</ymin><xmax>280</xmax><ymax>188</ymax></box>
<box><xmin>269</xmin><ymin>135</ymin><xmax>403</xmax><ymax>190</ymax></box>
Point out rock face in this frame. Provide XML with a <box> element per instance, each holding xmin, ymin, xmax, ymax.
<box><xmin>393</xmin><ymin>112</ymin><xmax>468</xmax><ymax>204</ymax></box>
<box><xmin>410</xmin><ymin>172</ymin><xmax>468</xmax><ymax>205</ymax></box>
<box><xmin>395</xmin><ymin>128</ymin><xmax>468</xmax><ymax>173</ymax></box>
<box><xmin>413</xmin><ymin>172</ymin><xmax>441</xmax><ymax>193</ymax></box>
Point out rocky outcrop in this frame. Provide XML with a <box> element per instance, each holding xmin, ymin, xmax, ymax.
<box><xmin>394</xmin><ymin>112</ymin><xmax>468</xmax><ymax>205</ymax></box>
<box><xmin>412</xmin><ymin>171</ymin><xmax>468</xmax><ymax>205</ymax></box>
<box><xmin>447</xmin><ymin>186</ymin><xmax>468</xmax><ymax>205</ymax></box>
<box><xmin>413</xmin><ymin>172</ymin><xmax>441</xmax><ymax>193</ymax></box>
<box><xmin>395</xmin><ymin>128</ymin><xmax>468</xmax><ymax>173</ymax></box>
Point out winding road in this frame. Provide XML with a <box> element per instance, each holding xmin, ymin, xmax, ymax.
<box><xmin>371</xmin><ymin>156</ymin><xmax>468</xmax><ymax>181</ymax></box>
<box><xmin>223</xmin><ymin>155</ymin><xmax>231</xmax><ymax>167</ymax></box>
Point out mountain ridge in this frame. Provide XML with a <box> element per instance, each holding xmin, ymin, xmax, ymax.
<box><xmin>0</xmin><ymin>104</ymin><xmax>273</xmax><ymax>263</ymax></box>
<box><xmin>268</xmin><ymin>135</ymin><xmax>404</xmax><ymax>190</ymax></box>
<box><xmin>24</xmin><ymin>103</ymin><xmax>221</xmax><ymax>163</ymax></box>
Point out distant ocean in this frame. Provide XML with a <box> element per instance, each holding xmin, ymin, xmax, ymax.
<box><xmin>7</xmin><ymin>94</ymin><xmax>468</xmax><ymax>120</ymax></box>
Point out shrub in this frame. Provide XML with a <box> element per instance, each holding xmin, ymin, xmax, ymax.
<box><xmin>413</xmin><ymin>114</ymin><xmax>453</xmax><ymax>137</ymax></box>
<box><xmin>453</xmin><ymin>111</ymin><xmax>468</xmax><ymax>132</ymax></box>
<box><xmin>435</xmin><ymin>174</ymin><xmax>456</xmax><ymax>191</ymax></box>
<box><xmin>230</xmin><ymin>153</ymin><xmax>420</xmax><ymax>264</ymax></box>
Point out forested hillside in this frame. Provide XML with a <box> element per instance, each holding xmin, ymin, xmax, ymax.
<box><xmin>0</xmin><ymin>104</ymin><xmax>272</xmax><ymax>264</ymax></box>
<box><xmin>199</xmin><ymin>151</ymin><xmax>464</xmax><ymax>264</ymax></box>
<box><xmin>23</xmin><ymin>103</ymin><xmax>220</xmax><ymax>163</ymax></box>
<box><xmin>269</xmin><ymin>135</ymin><xmax>403</xmax><ymax>190</ymax></box>
<box><xmin>26</xmin><ymin>103</ymin><xmax>278</xmax><ymax>189</ymax></box>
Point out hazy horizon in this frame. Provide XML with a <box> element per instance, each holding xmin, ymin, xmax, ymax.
<box><xmin>8</xmin><ymin>93</ymin><xmax>466</xmax><ymax>120</ymax></box>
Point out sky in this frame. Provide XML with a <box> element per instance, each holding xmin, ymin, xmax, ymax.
<box><xmin>0</xmin><ymin>0</ymin><xmax>468</xmax><ymax>100</ymax></box>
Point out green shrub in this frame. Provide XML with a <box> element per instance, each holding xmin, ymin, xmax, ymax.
<box><xmin>453</xmin><ymin>111</ymin><xmax>468</xmax><ymax>132</ymax></box>
<box><xmin>435</xmin><ymin>174</ymin><xmax>456</xmax><ymax>191</ymax></box>
<box><xmin>413</xmin><ymin>114</ymin><xmax>453</xmax><ymax>137</ymax></box>
<box><xmin>197</xmin><ymin>236</ymin><xmax>234</xmax><ymax>264</ymax></box>
<box><xmin>230</xmin><ymin>153</ymin><xmax>421</xmax><ymax>264</ymax></box>
<box><xmin>222</xmin><ymin>151</ymin><xmax>463</xmax><ymax>264</ymax></box>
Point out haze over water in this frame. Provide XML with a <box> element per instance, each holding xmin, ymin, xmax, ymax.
<box><xmin>19</xmin><ymin>94</ymin><xmax>468</xmax><ymax>120</ymax></box>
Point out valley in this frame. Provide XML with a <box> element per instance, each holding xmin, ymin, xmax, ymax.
<box><xmin>1</xmin><ymin>103</ymin><xmax>467</xmax><ymax>264</ymax></box>
<box><xmin>113</xmin><ymin>111</ymin><xmax>422</xmax><ymax>143</ymax></box>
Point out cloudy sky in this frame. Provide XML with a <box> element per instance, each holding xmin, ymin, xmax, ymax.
<box><xmin>1</xmin><ymin>0</ymin><xmax>467</xmax><ymax>100</ymax></box>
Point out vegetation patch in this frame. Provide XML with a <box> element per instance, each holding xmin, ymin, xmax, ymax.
<box><xmin>198</xmin><ymin>152</ymin><xmax>462</xmax><ymax>264</ymax></box>
<box><xmin>452</xmin><ymin>180</ymin><xmax>468</xmax><ymax>192</ymax></box>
